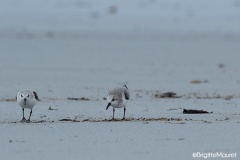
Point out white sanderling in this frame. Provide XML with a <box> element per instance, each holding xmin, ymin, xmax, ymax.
<box><xmin>16</xmin><ymin>90</ymin><xmax>39</xmax><ymax>122</ymax></box>
<box><xmin>106</xmin><ymin>85</ymin><xmax>130</xmax><ymax>120</ymax></box>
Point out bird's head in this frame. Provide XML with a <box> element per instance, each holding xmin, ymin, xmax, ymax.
<box><xmin>106</xmin><ymin>95</ymin><xmax>118</xmax><ymax>110</ymax></box>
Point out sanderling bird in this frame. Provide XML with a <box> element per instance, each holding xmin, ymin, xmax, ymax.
<box><xmin>16</xmin><ymin>90</ymin><xmax>39</xmax><ymax>122</ymax></box>
<box><xmin>106</xmin><ymin>85</ymin><xmax>130</xmax><ymax>120</ymax></box>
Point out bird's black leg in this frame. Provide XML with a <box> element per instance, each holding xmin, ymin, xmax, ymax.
<box><xmin>21</xmin><ymin>108</ymin><xmax>26</xmax><ymax>122</ymax></box>
<box><xmin>112</xmin><ymin>108</ymin><xmax>115</xmax><ymax>120</ymax></box>
<box><xmin>27</xmin><ymin>109</ymin><xmax>32</xmax><ymax>122</ymax></box>
<box><xmin>22</xmin><ymin>108</ymin><xmax>25</xmax><ymax>119</ymax></box>
<box><xmin>122</xmin><ymin>107</ymin><xmax>126</xmax><ymax>120</ymax></box>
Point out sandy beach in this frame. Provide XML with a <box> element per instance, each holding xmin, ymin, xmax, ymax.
<box><xmin>0</xmin><ymin>0</ymin><xmax>240</xmax><ymax>160</ymax></box>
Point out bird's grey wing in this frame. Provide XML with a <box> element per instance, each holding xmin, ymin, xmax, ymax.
<box><xmin>124</xmin><ymin>89</ymin><xmax>130</xmax><ymax>100</ymax></box>
<box><xmin>33</xmin><ymin>91</ymin><xmax>40</xmax><ymax>101</ymax></box>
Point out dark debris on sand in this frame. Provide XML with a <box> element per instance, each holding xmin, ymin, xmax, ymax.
<box><xmin>59</xmin><ymin>118</ymin><xmax>83</xmax><ymax>122</ymax></box>
<box><xmin>190</xmin><ymin>80</ymin><xmax>209</xmax><ymax>84</ymax></box>
<box><xmin>11</xmin><ymin>120</ymin><xmax>54</xmax><ymax>124</ymax></box>
<box><xmin>59</xmin><ymin>117</ymin><xmax>184</xmax><ymax>122</ymax></box>
<box><xmin>48</xmin><ymin>106</ymin><xmax>58</xmax><ymax>110</ymax></box>
<box><xmin>195</xmin><ymin>95</ymin><xmax>233</xmax><ymax>100</ymax></box>
<box><xmin>0</xmin><ymin>98</ymin><xmax>16</xmax><ymax>102</ymax></box>
<box><xmin>67</xmin><ymin>97</ymin><xmax>90</xmax><ymax>101</ymax></box>
<box><xmin>183</xmin><ymin>109</ymin><xmax>213</xmax><ymax>114</ymax></box>
<box><xmin>154</xmin><ymin>92</ymin><xmax>181</xmax><ymax>98</ymax></box>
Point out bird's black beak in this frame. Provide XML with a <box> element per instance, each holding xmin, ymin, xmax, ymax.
<box><xmin>106</xmin><ymin>102</ymin><xmax>111</xmax><ymax>110</ymax></box>
<box><xmin>24</xmin><ymin>98</ymin><xmax>27</xmax><ymax>105</ymax></box>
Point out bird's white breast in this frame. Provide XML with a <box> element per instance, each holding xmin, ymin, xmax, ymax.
<box><xmin>17</xmin><ymin>98</ymin><xmax>37</xmax><ymax>109</ymax></box>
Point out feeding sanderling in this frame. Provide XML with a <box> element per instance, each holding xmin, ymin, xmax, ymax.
<box><xmin>16</xmin><ymin>90</ymin><xmax>39</xmax><ymax>122</ymax></box>
<box><xmin>106</xmin><ymin>85</ymin><xmax>130</xmax><ymax>120</ymax></box>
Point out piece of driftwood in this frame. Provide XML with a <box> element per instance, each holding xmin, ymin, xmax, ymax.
<box><xmin>183</xmin><ymin>109</ymin><xmax>212</xmax><ymax>114</ymax></box>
